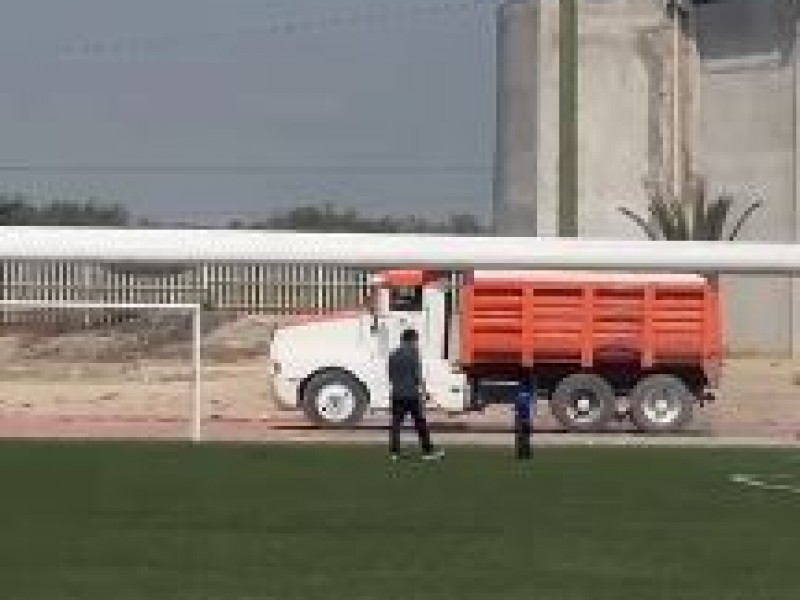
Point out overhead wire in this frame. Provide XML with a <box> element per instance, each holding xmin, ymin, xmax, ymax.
<box><xmin>7</xmin><ymin>0</ymin><xmax>504</xmax><ymax>61</ymax></box>
<box><xmin>0</xmin><ymin>165</ymin><xmax>492</xmax><ymax>175</ymax></box>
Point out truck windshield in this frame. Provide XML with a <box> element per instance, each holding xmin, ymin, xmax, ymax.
<box><xmin>389</xmin><ymin>286</ymin><xmax>423</xmax><ymax>312</ymax></box>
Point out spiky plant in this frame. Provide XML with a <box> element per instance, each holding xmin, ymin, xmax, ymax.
<box><xmin>618</xmin><ymin>183</ymin><xmax>762</xmax><ymax>241</ymax></box>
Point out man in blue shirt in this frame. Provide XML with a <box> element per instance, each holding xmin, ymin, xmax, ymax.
<box><xmin>387</xmin><ymin>328</ymin><xmax>444</xmax><ymax>461</ymax></box>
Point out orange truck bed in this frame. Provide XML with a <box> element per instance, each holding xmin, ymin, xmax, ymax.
<box><xmin>460</xmin><ymin>271</ymin><xmax>722</xmax><ymax>381</ymax></box>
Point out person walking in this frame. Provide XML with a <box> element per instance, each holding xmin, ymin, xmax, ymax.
<box><xmin>388</xmin><ymin>328</ymin><xmax>444</xmax><ymax>461</ymax></box>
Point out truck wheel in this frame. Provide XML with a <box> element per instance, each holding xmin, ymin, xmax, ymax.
<box><xmin>302</xmin><ymin>371</ymin><xmax>369</xmax><ymax>427</ymax></box>
<box><xmin>629</xmin><ymin>374</ymin><xmax>694</xmax><ymax>433</ymax></box>
<box><xmin>550</xmin><ymin>373</ymin><xmax>616</xmax><ymax>432</ymax></box>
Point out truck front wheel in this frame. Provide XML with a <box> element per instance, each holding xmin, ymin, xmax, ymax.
<box><xmin>302</xmin><ymin>371</ymin><xmax>369</xmax><ymax>428</ymax></box>
<box><xmin>628</xmin><ymin>374</ymin><xmax>694</xmax><ymax>433</ymax></box>
<box><xmin>550</xmin><ymin>373</ymin><xmax>616</xmax><ymax>432</ymax></box>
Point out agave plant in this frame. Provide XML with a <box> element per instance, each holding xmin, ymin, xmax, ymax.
<box><xmin>618</xmin><ymin>184</ymin><xmax>762</xmax><ymax>241</ymax></box>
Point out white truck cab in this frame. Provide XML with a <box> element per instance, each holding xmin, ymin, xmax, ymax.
<box><xmin>270</xmin><ymin>270</ymin><xmax>467</xmax><ymax>426</ymax></box>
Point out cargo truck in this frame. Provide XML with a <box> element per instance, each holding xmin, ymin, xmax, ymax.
<box><xmin>270</xmin><ymin>270</ymin><xmax>722</xmax><ymax>432</ymax></box>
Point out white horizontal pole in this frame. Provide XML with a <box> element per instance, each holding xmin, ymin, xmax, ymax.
<box><xmin>1</xmin><ymin>226</ymin><xmax>800</xmax><ymax>274</ymax></box>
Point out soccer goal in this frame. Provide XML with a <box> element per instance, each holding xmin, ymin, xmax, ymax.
<box><xmin>0</xmin><ymin>301</ymin><xmax>203</xmax><ymax>441</ymax></box>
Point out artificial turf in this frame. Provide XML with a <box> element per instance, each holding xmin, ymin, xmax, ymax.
<box><xmin>0</xmin><ymin>441</ymin><xmax>797</xmax><ymax>600</ymax></box>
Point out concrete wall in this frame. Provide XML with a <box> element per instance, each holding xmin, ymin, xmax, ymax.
<box><xmin>694</xmin><ymin>0</ymin><xmax>797</xmax><ymax>355</ymax></box>
<box><xmin>494</xmin><ymin>0</ymin><xmax>678</xmax><ymax>239</ymax></box>
<box><xmin>493</xmin><ymin>0</ymin><xmax>800</xmax><ymax>356</ymax></box>
<box><xmin>577</xmin><ymin>0</ymin><xmax>669</xmax><ymax>239</ymax></box>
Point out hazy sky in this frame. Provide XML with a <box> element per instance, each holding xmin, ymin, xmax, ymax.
<box><xmin>0</xmin><ymin>0</ymin><xmax>498</xmax><ymax>223</ymax></box>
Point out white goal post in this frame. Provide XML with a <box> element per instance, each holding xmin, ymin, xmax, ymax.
<box><xmin>0</xmin><ymin>300</ymin><xmax>203</xmax><ymax>442</ymax></box>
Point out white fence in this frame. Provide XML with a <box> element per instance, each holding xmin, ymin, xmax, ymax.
<box><xmin>0</xmin><ymin>261</ymin><xmax>373</xmax><ymax>321</ymax></box>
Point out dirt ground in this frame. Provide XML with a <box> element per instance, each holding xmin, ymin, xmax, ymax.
<box><xmin>0</xmin><ymin>315</ymin><xmax>799</xmax><ymax>444</ymax></box>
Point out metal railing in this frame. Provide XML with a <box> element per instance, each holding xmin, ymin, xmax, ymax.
<box><xmin>0</xmin><ymin>261</ymin><xmax>372</xmax><ymax>323</ymax></box>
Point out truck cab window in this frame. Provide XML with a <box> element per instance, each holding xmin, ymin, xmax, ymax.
<box><xmin>389</xmin><ymin>286</ymin><xmax>423</xmax><ymax>312</ymax></box>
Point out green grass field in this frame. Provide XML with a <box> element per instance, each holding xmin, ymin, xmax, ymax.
<box><xmin>0</xmin><ymin>442</ymin><xmax>798</xmax><ymax>600</ymax></box>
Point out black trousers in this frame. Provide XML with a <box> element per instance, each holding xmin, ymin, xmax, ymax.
<box><xmin>390</xmin><ymin>395</ymin><xmax>434</xmax><ymax>454</ymax></box>
<box><xmin>515</xmin><ymin>409</ymin><xmax>532</xmax><ymax>459</ymax></box>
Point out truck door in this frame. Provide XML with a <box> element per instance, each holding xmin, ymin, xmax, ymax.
<box><xmin>381</xmin><ymin>284</ymin><xmax>427</xmax><ymax>352</ymax></box>
<box><xmin>375</xmin><ymin>282</ymin><xmax>465</xmax><ymax>412</ymax></box>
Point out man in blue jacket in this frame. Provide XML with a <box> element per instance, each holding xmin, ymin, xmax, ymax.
<box><xmin>388</xmin><ymin>328</ymin><xmax>444</xmax><ymax>461</ymax></box>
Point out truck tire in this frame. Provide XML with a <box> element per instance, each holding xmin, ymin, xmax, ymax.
<box><xmin>550</xmin><ymin>373</ymin><xmax>616</xmax><ymax>432</ymax></box>
<box><xmin>628</xmin><ymin>374</ymin><xmax>694</xmax><ymax>433</ymax></box>
<box><xmin>302</xmin><ymin>370</ymin><xmax>369</xmax><ymax>428</ymax></box>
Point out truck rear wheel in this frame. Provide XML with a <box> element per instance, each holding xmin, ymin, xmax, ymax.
<box><xmin>550</xmin><ymin>373</ymin><xmax>616</xmax><ymax>432</ymax></box>
<box><xmin>629</xmin><ymin>374</ymin><xmax>693</xmax><ymax>433</ymax></box>
<box><xmin>302</xmin><ymin>371</ymin><xmax>368</xmax><ymax>428</ymax></box>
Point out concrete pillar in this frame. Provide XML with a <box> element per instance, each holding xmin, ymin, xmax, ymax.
<box><xmin>537</xmin><ymin>1</ymin><xmax>561</xmax><ymax>236</ymax></box>
<box><xmin>494</xmin><ymin>1</ymin><xmax>540</xmax><ymax>236</ymax></box>
<box><xmin>794</xmin><ymin>11</ymin><xmax>800</xmax><ymax>358</ymax></box>
<box><xmin>493</xmin><ymin>1</ymin><xmax>561</xmax><ymax>236</ymax></box>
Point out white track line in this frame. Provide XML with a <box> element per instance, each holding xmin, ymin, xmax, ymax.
<box><xmin>729</xmin><ymin>473</ymin><xmax>800</xmax><ymax>495</ymax></box>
